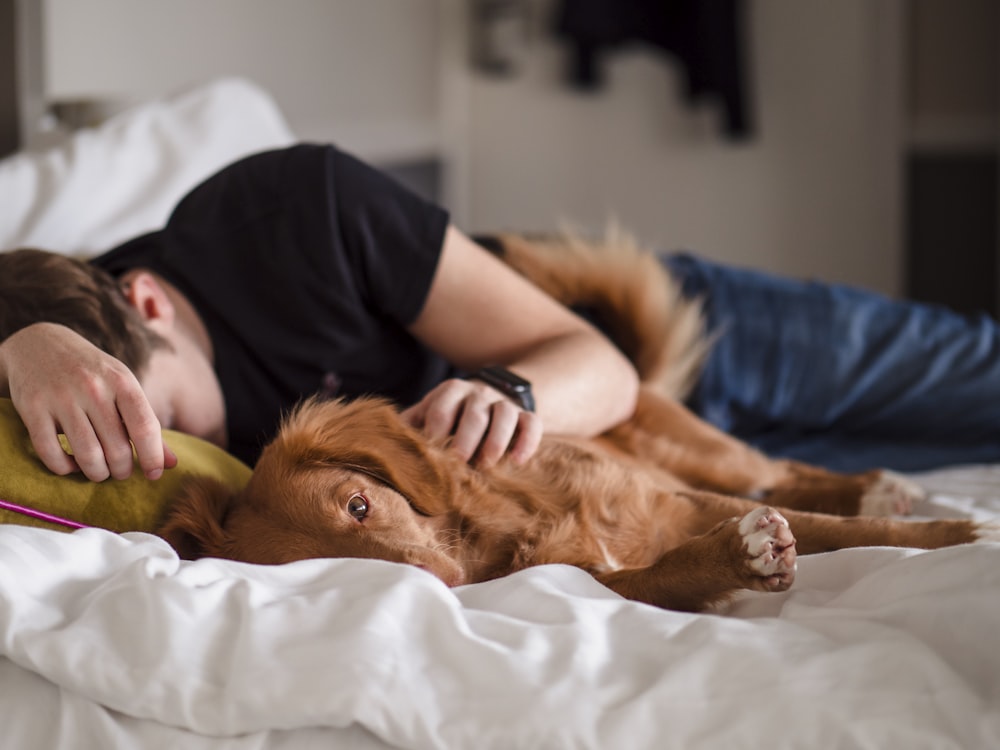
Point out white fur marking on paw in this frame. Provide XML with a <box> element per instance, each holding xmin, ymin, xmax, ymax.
<box><xmin>974</xmin><ymin>521</ymin><xmax>1000</xmax><ymax>544</ymax></box>
<box><xmin>860</xmin><ymin>470</ymin><xmax>927</xmax><ymax>517</ymax></box>
<box><xmin>738</xmin><ymin>506</ymin><xmax>795</xmax><ymax>577</ymax></box>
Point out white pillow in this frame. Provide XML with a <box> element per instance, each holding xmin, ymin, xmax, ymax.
<box><xmin>0</xmin><ymin>77</ymin><xmax>295</xmax><ymax>255</ymax></box>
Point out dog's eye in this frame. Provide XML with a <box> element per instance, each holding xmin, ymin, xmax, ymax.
<box><xmin>347</xmin><ymin>493</ymin><xmax>369</xmax><ymax>520</ymax></box>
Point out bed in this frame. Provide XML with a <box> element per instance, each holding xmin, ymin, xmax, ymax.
<box><xmin>0</xmin><ymin>78</ymin><xmax>998</xmax><ymax>749</ymax></box>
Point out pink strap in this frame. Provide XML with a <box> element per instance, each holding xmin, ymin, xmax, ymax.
<box><xmin>0</xmin><ymin>498</ymin><xmax>90</xmax><ymax>530</ymax></box>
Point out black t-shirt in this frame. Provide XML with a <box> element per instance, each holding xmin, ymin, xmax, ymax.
<box><xmin>92</xmin><ymin>144</ymin><xmax>452</xmax><ymax>465</ymax></box>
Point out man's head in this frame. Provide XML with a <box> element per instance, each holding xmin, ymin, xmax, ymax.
<box><xmin>0</xmin><ymin>248</ymin><xmax>168</xmax><ymax>373</ymax></box>
<box><xmin>0</xmin><ymin>248</ymin><xmax>226</xmax><ymax>448</ymax></box>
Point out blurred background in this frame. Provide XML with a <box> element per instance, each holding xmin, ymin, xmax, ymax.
<box><xmin>1</xmin><ymin>0</ymin><xmax>997</xmax><ymax>312</ymax></box>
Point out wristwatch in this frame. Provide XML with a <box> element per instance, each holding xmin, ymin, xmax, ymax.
<box><xmin>469</xmin><ymin>366</ymin><xmax>535</xmax><ymax>412</ymax></box>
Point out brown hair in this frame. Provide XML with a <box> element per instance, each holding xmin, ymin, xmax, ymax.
<box><xmin>0</xmin><ymin>248</ymin><xmax>168</xmax><ymax>373</ymax></box>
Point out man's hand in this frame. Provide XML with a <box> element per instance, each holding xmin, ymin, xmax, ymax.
<box><xmin>0</xmin><ymin>323</ymin><xmax>177</xmax><ymax>481</ymax></box>
<box><xmin>401</xmin><ymin>377</ymin><xmax>542</xmax><ymax>468</ymax></box>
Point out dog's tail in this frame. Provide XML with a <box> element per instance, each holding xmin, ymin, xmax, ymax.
<box><xmin>496</xmin><ymin>226</ymin><xmax>711</xmax><ymax>401</ymax></box>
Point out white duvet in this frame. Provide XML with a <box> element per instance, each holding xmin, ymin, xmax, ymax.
<box><xmin>0</xmin><ymin>467</ymin><xmax>998</xmax><ymax>750</ymax></box>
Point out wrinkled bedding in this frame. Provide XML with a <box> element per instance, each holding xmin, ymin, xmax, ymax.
<box><xmin>0</xmin><ymin>465</ymin><xmax>997</xmax><ymax>750</ymax></box>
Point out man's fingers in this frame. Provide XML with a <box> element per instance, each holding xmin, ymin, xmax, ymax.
<box><xmin>91</xmin><ymin>412</ymin><xmax>136</xmax><ymax>481</ymax></box>
<box><xmin>407</xmin><ymin>379</ymin><xmax>544</xmax><ymax>466</ymax></box>
<box><xmin>54</xmin><ymin>408</ymin><xmax>111</xmax><ymax>482</ymax></box>
<box><xmin>508</xmin><ymin>411</ymin><xmax>543</xmax><ymax>466</ymax></box>
<box><xmin>419</xmin><ymin>383</ymin><xmax>469</xmax><ymax>442</ymax></box>
<box><xmin>117</xmin><ymin>390</ymin><xmax>167</xmax><ymax>480</ymax></box>
<box><xmin>19</xmin><ymin>389</ymin><xmax>168</xmax><ymax>483</ymax></box>
<box><xmin>163</xmin><ymin>442</ymin><xmax>178</xmax><ymax>471</ymax></box>
<box><xmin>449</xmin><ymin>394</ymin><xmax>494</xmax><ymax>462</ymax></box>
<box><xmin>23</xmin><ymin>415</ymin><xmax>80</xmax><ymax>477</ymax></box>
<box><xmin>399</xmin><ymin>401</ymin><xmax>426</xmax><ymax>430</ymax></box>
<box><xmin>471</xmin><ymin>401</ymin><xmax>521</xmax><ymax>468</ymax></box>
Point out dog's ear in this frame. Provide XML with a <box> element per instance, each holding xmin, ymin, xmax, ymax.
<box><xmin>279</xmin><ymin>397</ymin><xmax>457</xmax><ymax>517</ymax></box>
<box><xmin>157</xmin><ymin>476</ymin><xmax>238</xmax><ymax>560</ymax></box>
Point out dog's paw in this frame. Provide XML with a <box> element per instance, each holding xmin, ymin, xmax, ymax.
<box><xmin>738</xmin><ymin>506</ymin><xmax>797</xmax><ymax>592</ymax></box>
<box><xmin>860</xmin><ymin>470</ymin><xmax>926</xmax><ymax>517</ymax></box>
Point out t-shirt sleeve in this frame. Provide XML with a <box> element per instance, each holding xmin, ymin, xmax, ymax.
<box><xmin>325</xmin><ymin>147</ymin><xmax>449</xmax><ymax>325</ymax></box>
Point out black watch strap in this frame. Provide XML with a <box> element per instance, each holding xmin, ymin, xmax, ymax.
<box><xmin>469</xmin><ymin>366</ymin><xmax>535</xmax><ymax>412</ymax></box>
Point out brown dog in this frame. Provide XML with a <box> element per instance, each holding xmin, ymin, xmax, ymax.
<box><xmin>159</xmin><ymin>233</ymin><xmax>997</xmax><ymax>612</ymax></box>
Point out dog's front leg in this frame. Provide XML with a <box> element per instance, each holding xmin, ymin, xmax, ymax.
<box><xmin>595</xmin><ymin>506</ymin><xmax>797</xmax><ymax>613</ymax></box>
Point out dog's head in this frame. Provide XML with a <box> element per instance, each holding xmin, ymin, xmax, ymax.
<box><xmin>158</xmin><ymin>396</ymin><xmax>468</xmax><ymax>586</ymax></box>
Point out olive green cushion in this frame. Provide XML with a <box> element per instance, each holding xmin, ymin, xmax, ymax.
<box><xmin>0</xmin><ymin>398</ymin><xmax>251</xmax><ymax>533</ymax></box>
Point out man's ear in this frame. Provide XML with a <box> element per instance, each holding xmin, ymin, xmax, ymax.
<box><xmin>122</xmin><ymin>271</ymin><xmax>175</xmax><ymax>330</ymax></box>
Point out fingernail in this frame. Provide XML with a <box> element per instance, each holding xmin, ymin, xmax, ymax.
<box><xmin>145</xmin><ymin>468</ymin><xmax>163</xmax><ymax>481</ymax></box>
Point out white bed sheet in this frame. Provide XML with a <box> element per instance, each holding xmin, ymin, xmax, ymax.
<box><xmin>0</xmin><ymin>467</ymin><xmax>997</xmax><ymax>750</ymax></box>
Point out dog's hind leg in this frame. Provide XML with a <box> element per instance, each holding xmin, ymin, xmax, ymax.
<box><xmin>767</xmin><ymin>506</ymin><xmax>984</xmax><ymax>555</ymax></box>
<box><xmin>604</xmin><ymin>389</ymin><xmax>925</xmax><ymax>517</ymax></box>
<box><xmin>676</xmin><ymin>488</ymin><xmax>984</xmax><ymax>554</ymax></box>
<box><xmin>753</xmin><ymin>465</ymin><xmax>925</xmax><ymax>517</ymax></box>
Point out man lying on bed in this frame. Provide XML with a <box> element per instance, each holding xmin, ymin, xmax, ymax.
<box><xmin>0</xmin><ymin>144</ymin><xmax>998</xmax><ymax>482</ymax></box>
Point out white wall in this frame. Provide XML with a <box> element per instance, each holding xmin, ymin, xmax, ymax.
<box><xmin>41</xmin><ymin>0</ymin><xmax>904</xmax><ymax>294</ymax></box>
<box><xmin>455</xmin><ymin>0</ymin><xmax>902</xmax><ymax>293</ymax></box>
<box><xmin>43</xmin><ymin>0</ymin><xmax>443</xmax><ymax>163</ymax></box>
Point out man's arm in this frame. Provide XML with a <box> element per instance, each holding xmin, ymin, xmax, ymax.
<box><xmin>404</xmin><ymin>225</ymin><xmax>639</xmax><ymax>466</ymax></box>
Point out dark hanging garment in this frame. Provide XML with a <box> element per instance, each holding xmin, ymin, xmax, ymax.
<box><xmin>553</xmin><ymin>0</ymin><xmax>752</xmax><ymax>139</ymax></box>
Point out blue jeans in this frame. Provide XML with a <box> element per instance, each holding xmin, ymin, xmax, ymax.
<box><xmin>662</xmin><ymin>253</ymin><xmax>1000</xmax><ymax>473</ymax></box>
